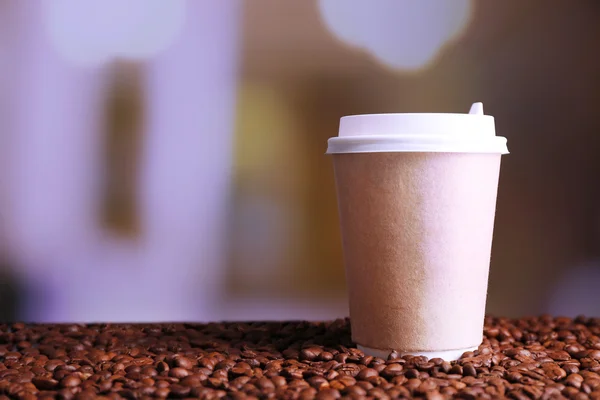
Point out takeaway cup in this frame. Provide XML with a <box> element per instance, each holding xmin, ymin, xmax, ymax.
<box><xmin>327</xmin><ymin>103</ymin><xmax>508</xmax><ymax>360</ymax></box>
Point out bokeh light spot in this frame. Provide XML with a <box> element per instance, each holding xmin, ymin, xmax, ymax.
<box><xmin>42</xmin><ymin>0</ymin><xmax>187</xmax><ymax>67</ymax></box>
<box><xmin>318</xmin><ymin>0</ymin><xmax>473</xmax><ymax>71</ymax></box>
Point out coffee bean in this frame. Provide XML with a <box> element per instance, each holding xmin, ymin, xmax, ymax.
<box><xmin>404</xmin><ymin>377</ymin><xmax>421</xmax><ymax>391</ymax></box>
<box><xmin>358</xmin><ymin>355</ymin><xmax>372</xmax><ymax>366</ymax></box>
<box><xmin>97</xmin><ymin>380</ymin><xmax>112</xmax><ymax>393</ymax></box>
<box><xmin>155</xmin><ymin>361</ymin><xmax>169</xmax><ymax>373</ymax></box>
<box><xmin>197</xmin><ymin>357</ymin><xmax>216</xmax><ymax>370</ymax></box>
<box><xmin>541</xmin><ymin>363</ymin><xmax>566</xmax><ymax>380</ymax></box>
<box><xmin>356</xmin><ymin>368</ymin><xmax>378</xmax><ymax>380</ymax></box>
<box><xmin>368</xmin><ymin>387</ymin><xmax>389</xmax><ymax>399</ymax></box>
<box><xmin>300</xmin><ymin>347</ymin><xmax>321</xmax><ymax>361</ymax></box>
<box><xmin>271</xmin><ymin>376</ymin><xmax>286</xmax><ymax>388</ymax></box>
<box><xmin>463</xmin><ymin>363</ymin><xmax>477</xmax><ymax>377</ymax></box>
<box><xmin>74</xmin><ymin>389</ymin><xmax>97</xmax><ymax>400</ymax></box>
<box><xmin>137</xmin><ymin>385</ymin><xmax>155</xmax><ymax>396</ymax></box>
<box><xmin>315</xmin><ymin>388</ymin><xmax>340</xmax><ymax>399</ymax></box>
<box><xmin>564</xmin><ymin>363</ymin><xmax>580</xmax><ymax>374</ymax></box>
<box><xmin>230</xmin><ymin>367</ymin><xmax>251</xmax><ymax>377</ymax></box>
<box><xmin>335</xmin><ymin>375</ymin><xmax>356</xmax><ymax>387</ymax></box>
<box><xmin>344</xmin><ymin>384</ymin><xmax>366</xmax><ymax>396</ymax></box>
<box><xmin>296</xmin><ymin>387</ymin><xmax>315</xmax><ymax>399</ymax></box>
<box><xmin>59</xmin><ymin>375</ymin><xmax>81</xmax><ymax>388</ymax></box>
<box><xmin>370</xmin><ymin>363</ymin><xmax>385</xmax><ymax>374</ymax></box>
<box><xmin>329</xmin><ymin>380</ymin><xmax>344</xmax><ymax>390</ymax></box>
<box><xmin>405</xmin><ymin>368</ymin><xmax>419</xmax><ymax>379</ymax></box>
<box><xmin>166</xmin><ymin>384</ymin><xmax>189</xmax><ymax>398</ymax></box>
<box><xmin>123</xmin><ymin>365</ymin><xmax>139</xmax><ymax>375</ymax></box>
<box><xmin>139</xmin><ymin>366</ymin><xmax>157</xmax><ymax>378</ymax></box>
<box><xmin>32</xmin><ymin>377</ymin><xmax>58</xmax><ymax>390</ymax></box>
<box><xmin>154</xmin><ymin>387</ymin><xmax>169</xmax><ymax>398</ymax></box>
<box><xmin>416</xmin><ymin>379</ymin><xmax>437</xmax><ymax>394</ymax></box>
<box><xmin>323</xmin><ymin>370</ymin><xmax>338</xmax><ymax>381</ymax></box>
<box><xmin>563</xmin><ymin>386</ymin><xmax>580</xmax><ymax>397</ymax></box>
<box><xmin>449</xmin><ymin>365</ymin><xmax>463</xmax><ymax>375</ymax></box>
<box><xmin>357</xmin><ymin>381</ymin><xmax>374</xmax><ymax>392</ymax></box>
<box><xmin>214</xmin><ymin>360</ymin><xmax>235</xmax><ymax>371</ymax></box>
<box><xmin>308</xmin><ymin>376</ymin><xmax>328</xmax><ymax>390</ymax></box>
<box><xmin>381</xmin><ymin>363</ymin><xmax>403</xmax><ymax>379</ymax></box>
<box><xmin>336</xmin><ymin>364</ymin><xmax>360</xmax><ymax>377</ymax></box>
<box><xmin>173</xmin><ymin>357</ymin><xmax>194</xmax><ymax>369</ymax></box>
<box><xmin>57</xmin><ymin>388</ymin><xmax>75</xmax><ymax>400</ymax></box>
<box><xmin>154</xmin><ymin>380</ymin><xmax>169</xmax><ymax>389</ymax></box>
<box><xmin>334</xmin><ymin>353</ymin><xmax>348</xmax><ymax>363</ymax></box>
<box><xmin>425</xmin><ymin>390</ymin><xmax>444</xmax><ymax>400</ymax></box>
<box><xmin>168</xmin><ymin>367</ymin><xmax>189</xmax><ymax>378</ymax></box>
<box><xmin>566</xmin><ymin>373</ymin><xmax>584</xmax><ymax>389</ymax></box>
<box><xmin>587</xmin><ymin>378</ymin><xmax>600</xmax><ymax>389</ymax></box>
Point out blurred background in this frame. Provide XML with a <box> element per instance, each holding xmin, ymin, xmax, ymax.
<box><xmin>1</xmin><ymin>0</ymin><xmax>600</xmax><ymax>322</ymax></box>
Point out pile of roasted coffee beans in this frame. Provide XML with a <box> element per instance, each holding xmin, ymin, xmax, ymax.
<box><xmin>2</xmin><ymin>316</ymin><xmax>600</xmax><ymax>399</ymax></box>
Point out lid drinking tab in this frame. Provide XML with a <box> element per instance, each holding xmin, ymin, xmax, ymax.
<box><xmin>468</xmin><ymin>102</ymin><xmax>484</xmax><ymax>115</ymax></box>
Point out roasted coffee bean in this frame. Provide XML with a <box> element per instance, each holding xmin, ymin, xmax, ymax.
<box><xmin>562</xmin><ymin>361</ymin><xmax>579</xmax><ymax>371</ymax></box>
<box><xmin>59</xmin><ymin>375</ymin><xmax>81</xmax><ymax>388</ymax></box>
<box><xmin>300</xmin><ymin>347</ymin><xmax>321</xmax><ymax>361</ymax></box>
<box><xmin>74</xmin><ymin>389</ymin><xmax>97</xmax><ymax>400</ymax></box>
<box><xmin>32</xmin><ymin>377</ymin><xmax>58</xmax><ymax>390</ymax></box>
<box><xmin>541</xmin><ymin>363</ymin><xmax>567</xmax><ymax>380</ymax></box>
<box><xmin>124</xmin><ymin>365</ymin><xmax>140</xmax><ymax>374</ymax></box>
<box><xmin>547</xmin><ymin>350</ymin><xmax>571</xmax><ymax>361</ymax></box>
<box><xmin>214</xmin><ymin>359</ymin><xmax>235</xmax><ymax>371</ymax></box>
<box><xmin>357</xmin><ymin>380</ymin><xmax>374</xmax><ymax>391</ymax></box>
<box><xmin>315</xmin><ymin>388</ymin><xmax>341</xmax><ymax>399</ymax></box>
<box><xmin>334</xmin><ymin>353</ymin><xmax>348</xmax><ymax>363</ymax></box>
<box><xmin>167</xmin><ymin>384</ymin><xmax>190</xmax><ymax>398</ymax></box>
<box><xmin>405</xmin><ymin>368</ymin><xmax>420</xmax><ymax>379</ymax></box>
<box><xmin>380</xmin><ymin>363</ymin><xmax>403</xmax><ymax>378</ymax></box>
<box><xmin>155</xmin><ymin>361</ymin><xmax>169</xmax><ymax>373</ymax></box>
<box><xmin>463</xmin><ymin>363</ymin><xmax>477</xmax><ymax>377</ymax></box>
<box><xmin>154</xmin><ymin>387</ymin><xmax>169</xmax><ymax>398</ymax></box>
<box><xmin>329</xmin><ymin>380</ymin><xmax>344</xmax><ymax>390</ymax></box>
<box><xmin>344</xmin><ymin>384</ymin><xmax>367</xmax><ymax>396</ymax></box>
<box><xmin>154</xmin><ymin>380</ymin><xmax>169</xmax><ymax>389</ymax></box>
<box><xmin>336</xmin><ymin>364</ymin><xmax>360</xmax><ymax>377</ymax></box>
<box><xmin>173</xmin><ymin>356</ymin><xmax>194</xmax><ymax>369</ymax></box>
<box><xmin>449</xmin><ymin>364</ymin><xmax>463</xmax><ymax>375</ymax></box>
<box><xmin>335</xmin><ymin>375</ymin><xmax>356</xmax><ymax>387</ymax></box>
<box><xmin>56</xmin><ymin>388</ymin><xmax>75</xmax><ymax>400</ymax></box>
<box><xmin>566</xmin><ymin>373</ymin><xmax>584</xmax><ymax>389</ymax></box>
<box><xmin>372</xmin><ymin>363</ymin><xmax>386</xmax><ymax>374</ymax></box>
<box><xmin>308</xmin><ymin>376</ymin><xmax>329</xmax><ymax>390</ymax></box>
<box><xmin>97</xmin><ymin>380</ymin><xmax>112</xmax><ymax>392</ymax></box>
<box><xmin>356</xmin><ymin>368</ymin><xmax>378</xmax><ymax>380</ymax></box>
<box><xmin>254</xmin><ymin>377</ymin><xmax>275</xmax><ymax>391</ymax></box>
<box><xmin>359</xmin><ymin>355</ymin><xmax>373</xmax><ymax>366</ymax></box>
<box><xmin>168</xmin><ymin>367</ymin><xmax>189</xmax><ymax>378</ymax></box>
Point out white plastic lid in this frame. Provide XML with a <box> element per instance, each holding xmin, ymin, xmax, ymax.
<box><xmin>326</xmin><ymin>102</ymin><xmax>508</xmax><ymax>154</ymax></box>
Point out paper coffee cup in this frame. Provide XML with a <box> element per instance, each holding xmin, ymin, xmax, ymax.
<box><xmin>327</xmin><ymin>103</ymin><xmax>508</xmax><ymax>360</ymax></box>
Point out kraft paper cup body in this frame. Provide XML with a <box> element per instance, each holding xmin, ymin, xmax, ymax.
<box><xmin>327</xmin><ymin>103</ymin><xmax>507</xmax><ymax>360</ymax></box>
